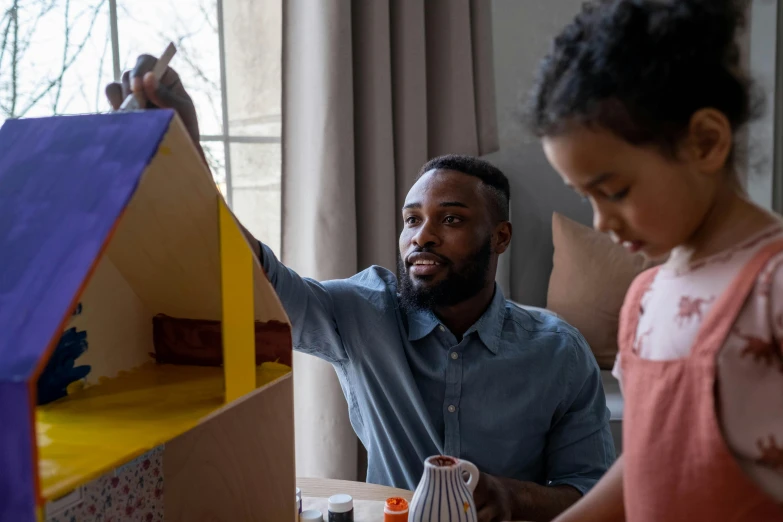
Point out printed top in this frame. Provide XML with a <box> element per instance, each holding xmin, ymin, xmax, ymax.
<box><xmin>613</xmin><ymin>225</ymin><xmax>783</xmax><ymax>501</ymax></box>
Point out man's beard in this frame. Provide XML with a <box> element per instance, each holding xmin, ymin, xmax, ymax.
<box><xmin>397</xmin><ymin>238</ymin><xmax>492</xmax><ymax>313</ymax></box>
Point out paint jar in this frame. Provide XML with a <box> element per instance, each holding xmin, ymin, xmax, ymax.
<box><xmin>295</xmin><ymin>493</ymin><xmax>301</xmax><ymax>521</ymax></box>
<box><xmin>328</xmin><ymin>493</ymin><xmax>354</xmax><ymax>522</ymax></box>
<box><xmin>384</xmin><ymin>497</ymin><xmax>409</xmax><ymax>521</ymax></box>
<box><xmin>301</xmin><ymin>509</ymin><xmax>324</xmax><ymax>521</ymax></box>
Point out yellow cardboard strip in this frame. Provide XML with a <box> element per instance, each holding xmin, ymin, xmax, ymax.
<box><xmin>218</xmin><ymin>197</ymin><xmax>256</xmax><ymax>402</ymax></box>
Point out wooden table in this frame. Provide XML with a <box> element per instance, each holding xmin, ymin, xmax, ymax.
<box><xmin>297</xmin><ymin>477</ymin><xmax>414</xmax><ymax>502</ymax></box>
<box><xmin>297</xmin><ymin>477</ymin><xmax>413</xmax><ymax>521</ymax></box>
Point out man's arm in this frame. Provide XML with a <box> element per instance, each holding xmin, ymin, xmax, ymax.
<box><xmin>544</xmin><ymin>331</ymin><xmax>616</xmax><ymax>492</ymax></box>
<box><xmin>473</xmin><ymin>331</ymin><xmax>616</xmax><ymax>522</ymax></box>
<box><xmin>106</xmin><ymin>55</ymin><xmax>349</xmax><ymax>364</ymax></box>
<box><xmin>473</xmin><ymin>472</ymin><xmax>581</xmax><ymax>522</ymax></box>
<box><xmin>473</xmin><ymin>457</ymin><xmax>624</xmax><ymax>522</ymax></box>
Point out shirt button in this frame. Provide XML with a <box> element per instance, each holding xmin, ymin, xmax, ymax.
<box><xmin>447</xmin><ymin>405</ymin><xmax>457</xmax><ymax>413</ymax></box>
<box><xmin>439</xmin><ymin>325</ymin><xmax>446</xmax><ymax>332</ymax></box>
<box><xmin>450</xmin><ymin>352</ymin><xmax>459</xmax><ymax>360</ymax></box>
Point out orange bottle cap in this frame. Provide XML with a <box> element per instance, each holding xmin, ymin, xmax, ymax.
<box><xmin>385</xmin><ymin>497</ymin><xmax>409</xmax><ymax>512</ymax></box>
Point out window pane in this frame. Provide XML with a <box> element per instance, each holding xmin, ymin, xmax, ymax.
<box><xmin>116</xmin><ymin>0</ymin><xmax>223</xmax><ymax>136</ymax></box>
<box><xmin>229</xmin><ymin>142</ymin><xmax>281</xmax><ymax>255</ymax></box>
<box><xmin>0</xmin><ymin>0</ymin><xmax>113</xmax><ymax>127</ymax></box>
<box><xmin>223</xmin><ymin>0</ymin><xmax>281</xmax><ymax>137</ymax></box>
<box><xmin>201</xmin><ymin>140</ymin><xmax>226</xmax><ymax>196</ymax></box>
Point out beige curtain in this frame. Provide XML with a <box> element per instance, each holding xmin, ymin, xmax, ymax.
<box><xmin>282</xmin><ymin>0</ymin><xmax>498</xmax><ymax>481</ymax></box>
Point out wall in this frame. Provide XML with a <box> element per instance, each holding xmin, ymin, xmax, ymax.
<box><xmin>484</xmin><ymin>0</ymin><xmax>591</xmax><ymax>307</ymax></box>
<box><xmin>746</xmin><ymin>0</ymin><xmax>778</xmax><ymax>210</ymax></box>
<box><xmin>486</xmin><ymin>0</ymin><xmax>778</xmax><ymax>307</ymax></box>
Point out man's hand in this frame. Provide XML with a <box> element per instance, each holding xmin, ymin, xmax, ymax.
<box><xmin>104</xmin><ymin>53</ymin><xmax>263</xmax><ymax>259</ymax></box>
<box><xmin>473</xmin><ymin>471</ymin><xmax>582</xmax><ymax>522</ymax></box>
<box><xmin>105</xmin><ymin>54</ymin><xmax>203</xmax><ymax>160</ymax></box>
<box><xmin>473</xmin><ymin>472</ymin><xmax>513</xmax><ymax>522</ymax></box>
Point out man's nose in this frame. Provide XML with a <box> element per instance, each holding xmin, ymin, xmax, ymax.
<box><xmin>412</xmin><ymin>220</ymin><xmax>439</xmax><ymax>247</ymax></box>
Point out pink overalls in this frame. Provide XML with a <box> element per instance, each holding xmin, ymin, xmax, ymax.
<box><xmin>618</xmin><ymin>241</ymin><xmax>783</xmax><ymax>521</ymax></box>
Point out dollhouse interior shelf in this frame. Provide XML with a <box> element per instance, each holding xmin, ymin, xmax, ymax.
<box><xmin>36</xmin><ymin>362</ymin><xmax>291</xmax><ymax>501</ymax></box>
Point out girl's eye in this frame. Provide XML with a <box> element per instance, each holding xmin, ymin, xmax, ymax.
<box><xmin>606</xmin><ymin>188</ymin><xmax>629</xmax><ymax>202</ymax></box>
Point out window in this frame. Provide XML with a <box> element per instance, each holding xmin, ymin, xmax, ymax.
<box><xmin>0</xmin><ymin>0</ymin><xmax>282</xmax><ymax>253</ymax></box>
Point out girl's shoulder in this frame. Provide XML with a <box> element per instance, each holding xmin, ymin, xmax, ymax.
<box><xmin>733</xmin><ymin>234</ymin><xmax>783</xmax><ymax>346</ymax></box>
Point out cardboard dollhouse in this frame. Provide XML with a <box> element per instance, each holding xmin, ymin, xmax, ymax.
<box><xmin>0</xmin><ymin>110</ymin><xmax>295</xmax><ymax>522</ymax></box>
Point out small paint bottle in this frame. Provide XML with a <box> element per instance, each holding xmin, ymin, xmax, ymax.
<box><xmin>328</xmin><ymin>493</ymin><xmax>354</xmax><ymax>522</ymax></box>
<box><xmin>296</xmin><ymin>493</ymin><xmax>301</xmax><ymax>521</ymax></box>
<box><xmin>301</xmin><ymin>509</ymin><xmax>324</xmax><ymax>521</ymax></box>
<box><xmin>384</xmin><ymin>497</ymin><xmax>409</xmax><ymax>521</ymax></box>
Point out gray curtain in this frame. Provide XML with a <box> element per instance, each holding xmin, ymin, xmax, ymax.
<box><xmin>282</xmin><ymin>0</ymin><xmax>498</xmax><ymax>481</ymax></box>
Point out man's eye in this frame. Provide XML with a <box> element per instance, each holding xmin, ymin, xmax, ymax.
<box><xmin>444</xmin><ymin>216</ymin><xmax>461</xmax><ymax>224</ymax></box>
<box><xmin>405</xmin><ymin>216</ymin><xmax>419</xmax><ymax>225</ymax></box>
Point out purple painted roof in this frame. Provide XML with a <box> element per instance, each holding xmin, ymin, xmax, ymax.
<box><xmin>0</xmin><ymin>110</ymin><xmax>174</xmax><ymax>382</ymax></box>
<box><xmin>0</xmin><ymin>381</ymin><xmax>35</xmax><ymax>521</ymax></box>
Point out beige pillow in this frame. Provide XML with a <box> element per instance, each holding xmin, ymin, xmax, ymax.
<box><xmin>547</xmin><ymin>212</ymin><xmax>656</xmax><ymax>370</ymax></box>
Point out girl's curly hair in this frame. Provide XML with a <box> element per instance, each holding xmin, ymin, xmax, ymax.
<box><xmin>525</xmin><ymin>0</ymin><xmax>756</xmax><ymax>162</ymax></box>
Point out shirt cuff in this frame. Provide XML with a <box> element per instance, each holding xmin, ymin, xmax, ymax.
<box><xmin>546</xmin><ymin>477</ymin><xmax>594</xmax><ymax>496</ymax></box>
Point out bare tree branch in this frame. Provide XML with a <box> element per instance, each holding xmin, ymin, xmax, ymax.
<box><xmin>16</xmin><ymin>0</ymin><xmax>57</xmax><ymax>66</ymax></box>
<box><xmin>0</xmin><ymin>9</ymin><xmax>13</xmax><ymax>73</ymax></box>
<box><xmin>17</xmin><ymin>0</ymin><xmax>107</xmax><ymax>118</ymax></box>
<box><xmin>53</xmin><ymin>0</ymin><xmax>71</xmax><ymax>113</ymax></box>
<box><xmin>10</xmin><ymin>0</ymin><xmax>18</xmax><ymax>117</ymax></box>
<box><xmin>95</xmin><ymin>22</ymin><xmax>110</xmax><ymax>111</ymax></box>
<box><xmin>198</xmin><ymin>0</ymin><xmax>217</xmax><ymax>34</ymax></box>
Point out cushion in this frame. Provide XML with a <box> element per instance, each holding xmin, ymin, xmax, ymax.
<box><xmin>547</xmin><ymin>212</ymin><xmax>656</xmax><ymax>370</ymax></box>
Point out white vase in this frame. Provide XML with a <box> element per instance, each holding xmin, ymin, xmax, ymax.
<box><xmin>409</xmin><ymin>455</ymin><xmax>480</xmax><ymax>522</ymax></box>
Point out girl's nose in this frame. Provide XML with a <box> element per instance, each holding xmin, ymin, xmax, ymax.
<box><xmin>593</xmin><ymin>209</ymin><xmax>620</xmax><ymax>235</ymax></box>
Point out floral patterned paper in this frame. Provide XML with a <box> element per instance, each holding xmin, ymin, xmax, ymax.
<box><xmin>46</xmin><ymin>446</ymin><xmax>164</xmax><ymax>522</ymax></box>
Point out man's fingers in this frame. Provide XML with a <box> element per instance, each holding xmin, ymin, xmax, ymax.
<box><xmin>158</xmin><ymin>66</ymin><xmax>184</xmax><ymax>92</ymax></box>
<box><xmin>130</xmin><ymin>54</ymin><xmax>157</xmax><ymax>107</ymax></box>
<box><xmin>476</xmin><ymin>504</ymin><xmax>500</xmax><ymax>522</ymax></box>
<box><xmin>120</xmin><ymin>69</ymin><xmax>133</xmax><ymax>107</ymax></box>
<box><xmin>105</xmin><ymin>83</ymin><xmax>124</xmax><ymax>110</ymax></box>
<box><xmin>142</xmin><ymin>72</ymin><xmax>184</xmax><ymax>110</ymax></box>
<box><xmin>132</xmin><ymin>54</ymin><xmax>158</xmax><ymax>78</ymax></box>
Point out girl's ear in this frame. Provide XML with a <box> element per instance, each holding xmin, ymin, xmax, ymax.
<box><xmin>684</xmin><ymin>108</ymin><xmax>733</xmax><ymax>175</ymax></box>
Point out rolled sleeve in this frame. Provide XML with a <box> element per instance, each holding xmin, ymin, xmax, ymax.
<box><xmin>545</xmin><ymin>332</ymin><xmax>616</xmax><ymax>495</ymax></box>
<box><xmin>258</xmin><ymin>241</ymin><xmax>347</xmax><ymax>363</ymax></box>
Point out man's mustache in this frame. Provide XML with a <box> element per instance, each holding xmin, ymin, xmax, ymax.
<box><xmin>404</xmin><ymin>248</ymin><xmax>451</xmax><ymax>267</ymax></box>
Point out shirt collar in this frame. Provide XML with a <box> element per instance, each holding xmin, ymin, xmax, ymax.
<box><xmin>405</xmin><ymin>284</ymin><xmax>507</xmax><ymax>355</ymax></box>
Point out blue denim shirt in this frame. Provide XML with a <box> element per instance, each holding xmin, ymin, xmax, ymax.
<box><xmin>261</xmin><ymin>243</ymin><xmax>615</xmax><ymax>492</ymax></box>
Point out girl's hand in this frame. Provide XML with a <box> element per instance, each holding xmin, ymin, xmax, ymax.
<box><xmin>553</xmin><ymin>455</ymin><xmax>625</xmax><ymax>522</ymax></box>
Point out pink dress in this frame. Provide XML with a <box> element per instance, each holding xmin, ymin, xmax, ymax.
<box><xmin>614</xmin><ymin>225</ymin><xmax>783</xmax><ymax>506</ymax></box>
<box><xmin>617</xmin><ymin>236</ymin><xmax>783</xmax><ymax>521</ymax></box>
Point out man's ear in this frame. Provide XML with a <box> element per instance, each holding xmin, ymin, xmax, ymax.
<box><xmin>494</xmin><ymin>222</ymin><xmax>512</xmax><ymax>254</ymax></box>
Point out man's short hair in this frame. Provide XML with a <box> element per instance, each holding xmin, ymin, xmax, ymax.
<box><xmin>417</xmin><ymin>154</ymin><xmax>511</xmax><ymax>222</ymax></box>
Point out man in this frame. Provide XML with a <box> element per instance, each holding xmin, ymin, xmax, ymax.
<box><xmin>106</xmin><ymin>56</ymin><xmax>615</xmax><ymax>522</ymax></box>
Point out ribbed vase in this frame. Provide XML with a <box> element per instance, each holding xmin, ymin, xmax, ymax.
<box><xmin>409</xmin><ymin>455</ymin><xmax>479</xmax><ymax>522</ymax></box>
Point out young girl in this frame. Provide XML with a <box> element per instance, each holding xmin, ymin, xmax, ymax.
<box><xmin>526</xmin><ymin>0</ymin><xmax>783</xmax><ymax>520</ymax></box>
